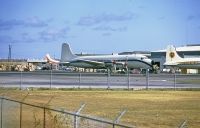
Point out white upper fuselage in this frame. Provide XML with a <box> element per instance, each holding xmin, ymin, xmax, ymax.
<box><xmin>164</xmin><ymin>57</ymin><xmax>200</xmax><ymax>68</ymax></box>
<box><xmin>69</xmin><ymin>54</ymin><xmax>153</xmax><ymax>69</ymax></box>
<box><xmin>46</xmin><ymin>43</ymin><xmax>154</xmax><ymax>70</ymax></box>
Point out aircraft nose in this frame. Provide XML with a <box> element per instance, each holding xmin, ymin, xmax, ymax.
<box><xmin>151</xmin><ymin>60</ymin><xmax>155</xmax><ymax>65</ymax></box>
<box><xmin>144</xmin><ymin>58</ymin><xmax>153</xmax><ymax>65</ymax></box>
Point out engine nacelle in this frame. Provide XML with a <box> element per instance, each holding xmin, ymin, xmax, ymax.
<box><xmin>113</xmin><ymin>62</ymin><xmax>127</xmax><ymax>68</ymax></box>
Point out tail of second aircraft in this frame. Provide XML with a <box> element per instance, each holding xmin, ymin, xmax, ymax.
<box><xmin>45</xmin><ymin>54</ymin><xmax>60</xmax><ymax>64</ymax></box>
<box><xmin>165</xmin><ymin>45</ymin><xmax>183</xmax><ymax>63</ymax></box>
<box><xmin>61</xmin><ymin>43</ymin><xmax>77</xmax><ymax>62</ymax></box>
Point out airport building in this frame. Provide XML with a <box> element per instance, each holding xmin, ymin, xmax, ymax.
<box><xmin>151</xmin><ymin>44</ymin><xmax>200</xmax><ymax>74</ymax></box>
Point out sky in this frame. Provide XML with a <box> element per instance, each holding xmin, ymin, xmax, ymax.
<box><xmin>0</xmin><ymin>0</ymin><xmax>200</xmax><ymax>59</ymax></box>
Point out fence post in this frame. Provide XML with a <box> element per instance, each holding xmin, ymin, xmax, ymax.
<box><xmin>146</xmin><ymin>69</ymin><xmax>149</xmax><ymax>90</ymax></box>
<box><xmin>20</xmin><ymin>92</ymin><xmax>29</xmax><ymax>128</ymax></box>
<box><xmin>174</xmin><ymin>72</ymin><xmax>176</xmax><ymax>91</ymax></box>
<box><xmin>107</xmin><ymin>69</ymin><xmax>110</xmax><ymax>89</ymax></box>
<box><xmin>0</xmin><ymin>97</ymin><xmax>3</xmax><ymax>128</ymax></box>
<box><xmin>74</xmin><ymin>114</ymin><xmax>77</xmax><ymax>128</ymax></box>
<box><xmin>178</xmin><ymin>120</ymin><xmax>187</xmax><ymax>128</ymax></box>
<box><xmin>50</xmin><ymin>70</ymin><xmax>52</xmax><ymax>89</ymax></box>
<box><xmin>43</xmin><ymin>96</ymin><xmax>54</xmax><ymax>128</ymax></box>
<box><xmin>43</xmin><ymin>107</ymin><xmax>46</xmax><ymax>128</ymax></box>
<box><xmin>20</xmin><ymin>103</ymin><xmax>22</xmax><ymax>128</ymax></box>
<box><xmin>74</xmin><ymin>103</ymin><xmax>85</xmax><ymax>128</ymax></box>
<box><xmin>79</xmin><ymin>73</ymin><xmax>81</xmax><ymax>88</ymax></box>
<box><xmin>20</xmin><ymin>71</ymin><xmax>22</xmax><ymax>90</ymax></box>
<box><xmin>113</xmin><ymin>109</ymin><xmax>127</xmax><ymax>128</ymax></box>
<box><xmin>127</xmin><ymin>70</ymin><xmax>130</xmax><ymax>90</ymax></box>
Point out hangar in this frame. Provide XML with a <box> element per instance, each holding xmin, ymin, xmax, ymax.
<box><xmin>151</xmin><ymin>44</ymin><xmax>200</xmax><ymax>74</ymax></box>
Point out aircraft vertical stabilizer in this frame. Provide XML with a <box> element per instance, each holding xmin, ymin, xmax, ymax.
<box><xmin>61</xmin><ymin>43</ymin><xmax>77</xmax><ymax>62</ymax></box>
<box><xmin>166</xmin><ymin>45</ymin><xmax>183</xmax><ymax>63</ymax></box>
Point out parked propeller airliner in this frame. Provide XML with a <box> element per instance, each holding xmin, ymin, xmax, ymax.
<box><xmin>45</xmin><ymin>43</ymin><xmax>154</xmax><ymax>70</ymax></box>
<box><xmin>164</xmin><ymin>45</ymin><xmax>200</xmax><ymax>69</ymax></box>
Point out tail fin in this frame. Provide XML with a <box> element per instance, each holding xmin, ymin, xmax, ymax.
<box><xmin>61</xmin><ymin>43</ymin><xmax>77</xmax><ymax>62</ymax></box>
<box><xmin>45</xmin><ymin>54</ymin><xmax>60</xmax><ymax>64</ymax></box>
<box><xmin>166</xmin><ymin>45</ymin><xmax>183</xmax><ymax>63</ymax></box>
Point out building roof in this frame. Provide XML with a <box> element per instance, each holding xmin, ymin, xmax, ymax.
<box><xmin>152</xmin><ymin>45</ymin><xmax>200</xmax><ymax>53</ymax></box>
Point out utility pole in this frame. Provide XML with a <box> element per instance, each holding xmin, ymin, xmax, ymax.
<box><xmin>8</xmin><ymin>45</ymin><xmax>12</xmax><ymax>62</ymax></box>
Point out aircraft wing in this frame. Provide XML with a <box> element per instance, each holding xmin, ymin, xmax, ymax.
<box><xmin>60</xmin><ymin>62</ymin><xmax>70</xmax><ymax>64</ymax></box>
<box><xmin>75</xmin><ymin>59</ymin><xmax>105</xmax><ymax>67</ymax></box>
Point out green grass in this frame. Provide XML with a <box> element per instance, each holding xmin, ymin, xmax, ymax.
<box><xmin>0</xmin><ymin>89</ymin><xmax>200</xmax><ymax>128</ymax></box>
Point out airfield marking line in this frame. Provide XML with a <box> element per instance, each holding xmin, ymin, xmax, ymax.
<box><xmin>150</xmin><ymin>80</ymin><xmax>167</xmax><ymax>82</ymax></box>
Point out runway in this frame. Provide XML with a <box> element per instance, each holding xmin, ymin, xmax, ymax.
<box><xmin>0</xmin><ymin>71</ymin><xmax>200</xmax><ymax>89</ymax></box>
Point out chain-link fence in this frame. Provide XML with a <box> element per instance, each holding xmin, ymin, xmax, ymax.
<box><xmin>0</xmin><ymin>96</ymin><xmax>134</xmax><ymax>128</ymax></box>
<box><xmin>0</xmin><ymin>71</ymin><xmax>200</xmax><ymax>89</ymax></box>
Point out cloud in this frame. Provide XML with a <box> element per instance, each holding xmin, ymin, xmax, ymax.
<box><xmin>0</xmin><ymin>33</ymin><xmax>37</xmax><ymax>44</ymax></box>
<box><xmin>77</xmin><ymin>12</ymin><xmax>137</xmax><ymax>26</ymax></box>
<box><xmin>38</xmin><ymin>27</ymin><xmax>70</xmax><ymax>42</ymax></box>
<box><xmin>186</xmin><ymin>14</ymin><xmax>200</xmax><ymax>21</ymax></box>
<box><xmin>24</xmin><ymin>16</ymin><xmax>49</xmax><ymax>27</ymax></box>
<box><xmin>0</xmin><ymin>26</ymin><xmax>70</xmax><ymax>44</ymax></box>
<box><xmin>0</xmin><ymin>17</ymin><xmax>48</xmax><ymax>31</ymax></box>
<box><xmin>20</xmin><ymin>32</ymin><xmax>37</xmax><ymax>43</ymax></box>
<box><xmin>0</xmin><ymin>35</ymin><xmax>12</xmax><ymax>43</ymax></box>
<box><xmin>93</xmin><ymin>26</ymin><xmax>127</xmax><ymax>32</ymax></box>
<box><xmin>102</xmin><ymin>33</ymin><xmax>112</xmax><ymax>36</ymax></box>
<box><xmin>157</xmin><ymin>16</ymin><xmax>165</xmax><ymax>20</ymax></box>
<box><xmin>96</xmin><ymin>26</ymin><xmax>127</xmax><ymax>36</ymax></box>
<box><xmin>0</xmin><ymin>19</ymin><xmax>23</xmax><ymax>30</ymax></box>
<box><xmin>187</xmin><ymin>15</ymin><xmax>195</xmax><ymax>21</ymax></box>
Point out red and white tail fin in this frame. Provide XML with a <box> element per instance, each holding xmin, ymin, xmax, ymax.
<box><xmin>45</xmin><ymin>54</ymin><xmax>60</xmax><ymax>64</ymax></box>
